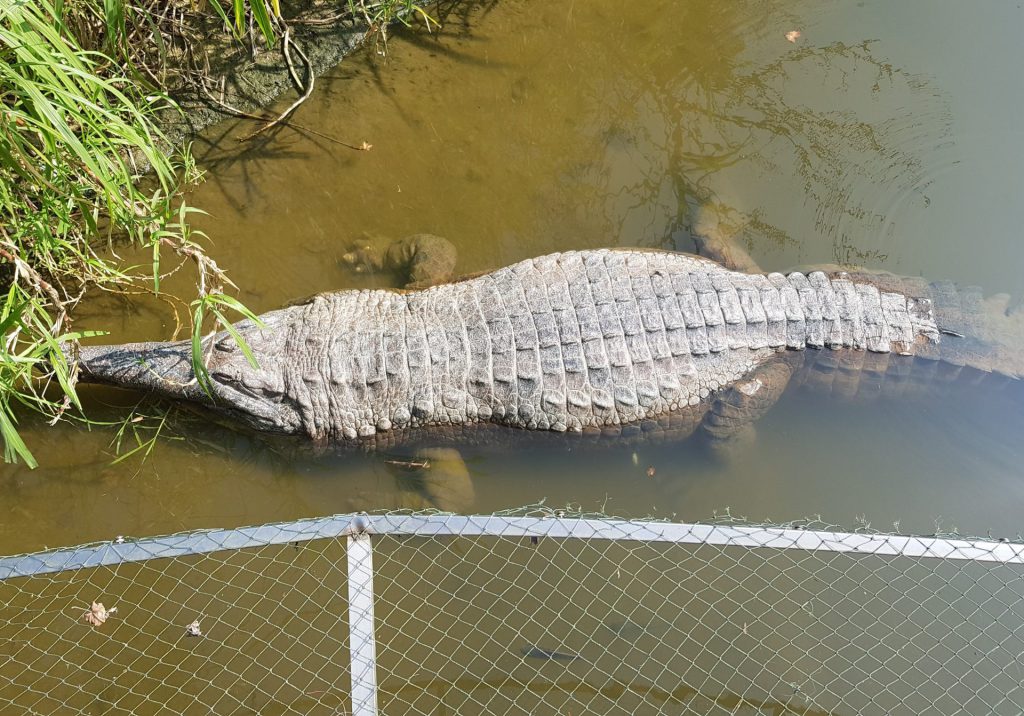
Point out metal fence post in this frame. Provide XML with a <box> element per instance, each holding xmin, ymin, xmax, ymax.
<box><xmin>347</xmin><ymin>517</ymin><xmax>378</xmax><ymax>716</ymax></box>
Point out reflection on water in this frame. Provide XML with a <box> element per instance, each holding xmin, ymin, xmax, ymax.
<box><xmin>2</xmin><ymin>0</ymin><xmax>1024</xmax><ymax>555</ymax></box>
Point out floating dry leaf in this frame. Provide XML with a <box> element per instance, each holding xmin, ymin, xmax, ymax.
<box><xmin>185</xmin><ymin>619</ymin><xmax>202</xmax><ymax>637</ymax></box>
<box><xmin>83</xmin><ymin>602</ymin><xmax>117</xmax><ymax>627</ymax></box>
<box><xmin>785</xmin><ymin>30</ymin><xmax>802</xmax><ymax>43</ymax></box>
<box><xmin>646</xmin><ymin>466</ymin><xmax>656</xmax><ymax>478</ymax></box>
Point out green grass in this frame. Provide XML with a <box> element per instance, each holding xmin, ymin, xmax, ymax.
<box><xmin>1</xmin><ymin>0</ymin><xmax>185</xmax><ymax>465</ymax></box>
<box><xmin>0</xmin><ymin>0</ymin><xmax>439</xmax><ymax>465</ymax></box>
<box><xmin>206</xmin><ymin>0</ymin><xmax>437</xmax><ymax>47</ymax></box>
<box><xmin>0</xmin><ymin>0</ymin><xmax>259</xmax><ymax>465</ymax></box>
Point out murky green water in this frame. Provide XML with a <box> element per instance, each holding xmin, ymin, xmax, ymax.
<box><xmin>3</xmin><ymin>0</ymin><xmax>1024</xmax><ymax>555</ymax></box>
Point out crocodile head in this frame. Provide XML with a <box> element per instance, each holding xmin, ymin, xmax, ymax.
<box><xmin>74</xmin><ymin>315</ymin><xmax>304</xmax><ymax>435</ymax></box>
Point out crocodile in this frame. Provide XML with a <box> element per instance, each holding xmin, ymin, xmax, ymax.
<box><xmin>71</xmin><ymin>244</ymin><xmax>1024</xmax><ymax>454</ymax></box>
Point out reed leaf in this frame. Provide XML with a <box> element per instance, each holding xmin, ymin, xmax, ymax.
<box><xmin>0</xmin><ymin>0</ymin><xmax>204</xmax><ymax>464</ymax></box>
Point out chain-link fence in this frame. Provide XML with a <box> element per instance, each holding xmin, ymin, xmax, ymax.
<box><xmin>2</xmin><ymin>510</ymin><xmax>1024</xmax><ymax>715</ymax></box>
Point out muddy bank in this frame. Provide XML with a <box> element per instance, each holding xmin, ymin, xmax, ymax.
<box><xmin>157</xmin><ymin>2</ymin><xmax>369</xmax><ymax>147</ymax></box>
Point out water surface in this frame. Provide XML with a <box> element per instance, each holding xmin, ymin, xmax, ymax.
<box><xmin>2</xmin><ymin>0</ymin><xmax>1024</xmax><ymax>554</ymax></box>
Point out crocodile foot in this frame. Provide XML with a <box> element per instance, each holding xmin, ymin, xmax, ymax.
<box><xmin>690</xmin><ymin>201</ymin><xmax>762</xmax><ymax>274</ymax></box>
<box><xmin>385</xmin><ymin>447</ymin><xmax>475</xmax><ymax>512</ymax></box>
<box><xmin>341</xmin><ymin>233</ymin><xmax>458</xmax><ymax>289</ymax></box>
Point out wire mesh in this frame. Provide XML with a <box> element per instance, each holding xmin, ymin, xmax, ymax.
<box><xmin>0</xmin><ymin>532</ymin><xmax>352</xmax><ymax>716</ymax></box>
<box><xmin>369</xmin><ymin>517</ymin><xmax>1024</xmax><ymax>715</ymax></box>
<box><xmin>2</xmin><ymin>511</ymin><xmax>1024</xmax><ymax>715</ymax></box>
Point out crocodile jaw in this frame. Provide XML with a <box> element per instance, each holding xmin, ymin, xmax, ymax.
<box><xmin>76</xmin><ymin>341</ymin><xmax>204</xmax><ymax>401</ymax></box>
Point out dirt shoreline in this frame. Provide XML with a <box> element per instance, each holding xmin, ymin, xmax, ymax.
<box><xmin>157</xmin><ymin>5</ymin><xmax>370</xmax><ymax>148</ymax></box>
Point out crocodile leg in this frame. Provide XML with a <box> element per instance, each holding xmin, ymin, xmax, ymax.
<box><xmin>688</xmin><ymin>204</ymin><xmax>786</xmax><ymax>457</ymax></box>
<box><xmin>698</xmin><ymin>355</ymin><xmax>796</xmax><ymax>459</ymax></box>
<box><xmin>414</xmin><ymin>447</ymin><xmax>475</xmax><ymax>512</ymax></box>
<box><xmin>341</xmin><ymin>233</ymin><xmax>458</xmax><ymax>289</ymax></box>
<box><xmin>690</xmin><ymin>202</ymin><xmax>763</xmax><ymax>274</ymax></box>
<box><xmin>385</xmin><ymin>447</ymin><xmax>475</xmax><ymax>512</ymax></box>
<box><xmin>342</xmin><ymin>233</ymin><xmax>469</xmax><ymax>487</ymax></box>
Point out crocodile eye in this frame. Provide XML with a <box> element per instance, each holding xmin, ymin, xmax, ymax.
<box><xmin>240</xmin><ymin>375</ymin><xmax>269</xmax><ymax>392</ymax></box>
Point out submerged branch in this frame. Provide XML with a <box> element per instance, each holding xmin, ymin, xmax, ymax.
<box><xmin>239</xmin><ymin>23</ymin><xmax>314</xmax><ymax>140</ymax></box>
<box><xmin>194</xmin><ymin>45</ymin><xmax>371</xmax><ymax>150</ymax></box>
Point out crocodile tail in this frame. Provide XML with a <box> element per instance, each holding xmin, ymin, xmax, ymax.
<box><xmin>923</xmin><ymin>280</ymin><xmax>1024</xmax><ymax>379</ymax></box>
<box><xmin>801</xmin><ymin>268</ymin><xmax>1024</xmax><ymax>380</ymax></box>
<box><xmin>789</xmin><ymin>346</ymin><xmax>1018</xmax><ymax>402</ymax></box>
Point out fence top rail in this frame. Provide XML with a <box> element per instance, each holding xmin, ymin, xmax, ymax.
<box><xmin>3</xmin><ymin>512</ymin><xmax>1024</xmax><ymax>580</ymax></box>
